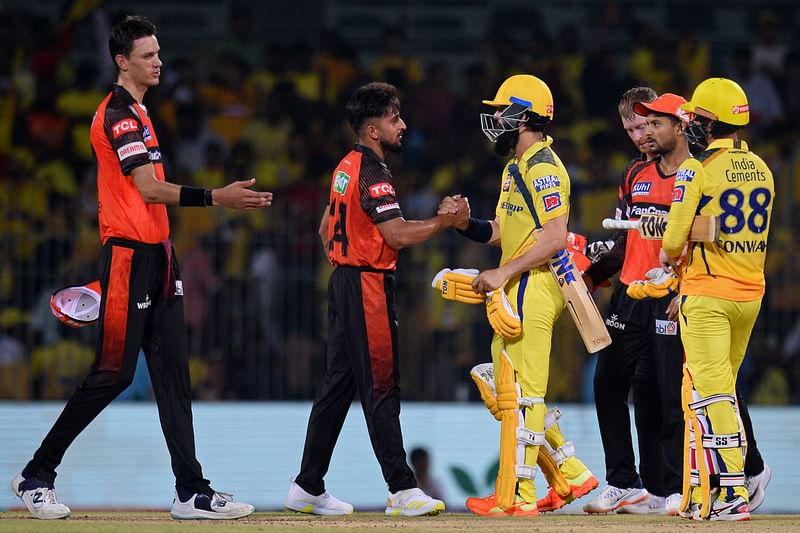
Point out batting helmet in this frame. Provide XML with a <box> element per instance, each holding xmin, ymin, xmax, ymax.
<box><xmin>681</xmin><ymin>77</ymin><xmax>750</xmax><ymax>126</ymax></box>
<box><xmin>481</xmin><ymin>75</ymin><xmax>554</xmax><ymax>142</ymax></box>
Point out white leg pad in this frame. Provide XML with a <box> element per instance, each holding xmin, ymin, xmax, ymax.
<box><xmin>687</xmin><ymin>390</ymin><xmax>745</xmax><ymax>488</ymax></box>
<box><xmin>544</xmin><ymin>407</ymin><xmax>562</xmax><ymax>430</ymax></box>
<box><xmin>516</xmin><ymin>464</ymin><xmax>538</xmax><ymax>480</ymax></box>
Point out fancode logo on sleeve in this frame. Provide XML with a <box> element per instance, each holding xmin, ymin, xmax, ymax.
<box><xmin>533</xmin><ymin>175</ymin><xmax>560</xmax><ymax>192</ymax></box>
<box><xmin>672</xmin><ymin>185</ymin><xmax>685</xmax><ymax>203</ymax></box>
<box><xmin>117</xmin><ymin>142</ymin><xmax>147</xmax><ymax>160</ymax></box>
<box><xmin>333</xmin><ymin>171</ymin><xmax>351</xmax><ymax>194</ymax></box>
<box><xmin>112</xmin><ymin>119</ymin><xmax>139</xmax><ymax>138</ymax></box>
<box><xmin>369</xmin><ymin>182</ymin><xmax>395</xmax><ymax>198</ymax></box>
<box><xmin>543</xmin><ymin>192</ymin><xmax>562</xmax><ymax>212</ymax></box>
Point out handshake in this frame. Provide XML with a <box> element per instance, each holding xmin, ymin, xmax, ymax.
<box><xmin>437</xmin><ymin>195</ymin><xmax>471</xmax><ymax>230</ymax></box>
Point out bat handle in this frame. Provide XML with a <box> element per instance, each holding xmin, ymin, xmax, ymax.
<box><xmin>601</xmin><ymin>218</ymin><xmax>636</xmax><ymax>230</ymax></box>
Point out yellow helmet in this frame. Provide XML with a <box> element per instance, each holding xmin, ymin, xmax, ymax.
<box><xmin>482</xmin><ymin>74</ymin><xmax>554</xmax><ymax>121</ymax></box>
<box><xmin>681</xmin><ymin>77</ymin><xmax>749</xmax><ymax>126</ymax></box>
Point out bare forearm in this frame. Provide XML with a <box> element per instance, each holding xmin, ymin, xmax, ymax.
<box><xmin>388</xmin><ymin>216</ymin><xmax>450</xmax><ymax>249</ymax></box>
<box><xmin>136</xmin><ymin>177</ymin><xmax>183</xmax><ymax>204</ymax></box>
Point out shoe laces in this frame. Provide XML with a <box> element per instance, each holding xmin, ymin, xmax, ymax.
<box><xmin>214</xmin><ymin>492</ymin><xmax>234</xmax><ymax>502</ymax></box>
<box><xmin>602</xmin><ymin>485</ymin><xmax>625</xmax><ymax>500</ymax></box>
<box><xmin>396</xmin><ymin>488</ymin><xmax>425</xmax><ymax>504</ymax></box>
<box><xmin>35</xmin><ymin>487</ymin><xmax>60</xmax><ymax>506</ymax></box>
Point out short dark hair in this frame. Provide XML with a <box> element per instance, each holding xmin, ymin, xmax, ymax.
<box><xmin>109</xmin><ymin>15</ymin><xmax>157</xmax><ymax>68</ymax></box>
<box><xmin>346</xmin><ymin>82</ymin><xmax>400</xmax><ymax>134</ymax></box>
<box><xmin>618</xmin><ymin>86</ymin><xmax>657</xmax><ymax>121</ymax></box>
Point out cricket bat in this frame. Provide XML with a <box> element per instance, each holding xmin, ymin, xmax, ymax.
<box><xmin>542</xmin><ymin>242</ymin><xmax>612</xmax><ymax>354</ymax></box>
<box><xmin>602</xmin><ymin>214</ymin><xmax>719</xmax><ymax>242</ymax></box>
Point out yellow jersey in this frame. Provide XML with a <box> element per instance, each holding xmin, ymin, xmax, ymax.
<box><xmin>496</xmin><ymin>136</ymin><xmax>571</xmax><ymax>267</ymax></box>
<box><xmin>662</xmin><ymin>138</ymin><xmax>773</xmax><ymax>300</ymax></box>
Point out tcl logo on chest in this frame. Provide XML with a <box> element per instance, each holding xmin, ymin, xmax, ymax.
<box><xmin>369</xmin><ymin>182</ymin><xmax>395</xmax><ymax>198</ymax></box>
<box><xmin>111</xmin><ymin>119</ymin><xmax>139</xmax><ymax>138</ymax></box>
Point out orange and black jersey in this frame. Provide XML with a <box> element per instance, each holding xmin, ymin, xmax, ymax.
<box><xmin>326</xmin><ymin>144</ymin><xmax>403</xmax><ymax>270</ymax></box>
<box><xmin>91</xmin><ymin>84</ymin><xmax>169</xmax><ymax>244</ymax></box>
<box><xmin>618</xmin><ymin>157</ymin><xmax>677</xmax><ymax>285</ymax></box>
<box><xmin>586</xmin><ymin>154</ymin><xmax>646</xmax><ymax>286</ymax></box>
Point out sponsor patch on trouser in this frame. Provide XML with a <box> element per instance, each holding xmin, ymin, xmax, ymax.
<box><xmin>655</xmin><ymin>319</ymin><xmax>678</xmax><ymax>335</ymax></box>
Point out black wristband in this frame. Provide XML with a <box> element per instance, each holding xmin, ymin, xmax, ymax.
<box><xmin>179</xmin><ymin>186</ymin><xmax>207</xmax><ymax>207</ymax></box>
<box><xmin>205</xmin><ymin>188</ymin><xmax>214</xmax><ymax>206</ymax></box>
<box><xmin>457</xmin><ymin>217</ymin><xmax>493</xmax><ymax>243</ymax></box>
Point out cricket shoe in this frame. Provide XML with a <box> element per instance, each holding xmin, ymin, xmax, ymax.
<box><xmin>745</xmin><ymin>463</ymin><xmax>771</xmax><ymax>512</ymax></box>
<box><xmin>385</xmin><ymin>488</ymin><xmax>445</xmax><ymax>516</ymax></box>
<box><xmin>693</xmin><ymin>491</ymin><xmax>750</xmax><ymax>521</ymax></box>
<box><xmin>537</xmin><ymin>470</ymin><xmax>600</xmax><ymax>513</ymax></box>
<box><xmin>10</xmin><ymin>474</ymin><xmax>70</xmax><ymax>520</ymax></box>
<box><xmin>465</xmin><ymin>493</ymin><xmax>538</xmax><ymax>517</ymax></box>
<box><xmin>284</xmin><ymin>480</ymin><xmax>353</xmax><ymax>515</ymax></box>
<box><xmin>679</xmin><ymin>502</ymin><xmax>700</xmax><ymax>519</ymax></box>
<box><xmin>170</xmin><ymin>486</ymin><xmax>254</xmax><ymax>519</ymax></box>
<box><xmin>583</xmin><ymin>484</ymin><xmax>648</xmax><ymax>514</ymax></box>
<box><xmin>465</xmin><ymin>493</ymin><xmax>499</xmax><ymax>516</ymax></box>
<box><xmin>665</xmin><ymin>493</ymin><xmax>682</xmax><ymax>516</ymax></box>
<box><xmin>616</xmin><ymin>493</ymin><xmax>665</xmax><ymax>514</ymax></box>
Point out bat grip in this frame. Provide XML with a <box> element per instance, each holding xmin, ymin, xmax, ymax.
<box><xmin>601</xmin><ymin>218</ymin><xmax>637</xmax><ymax>230</ymax></box>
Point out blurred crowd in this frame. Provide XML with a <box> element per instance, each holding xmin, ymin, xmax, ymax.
<box><xmin>1</xmin><ymin>1</ymin><xmax>799</xmax><ymax>404</ymax></box>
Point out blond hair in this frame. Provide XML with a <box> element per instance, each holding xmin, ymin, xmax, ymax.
<box><xmin>618</xmin><ymin>86</ymin><xmax>657</xmax><ymax>121</ymax></box>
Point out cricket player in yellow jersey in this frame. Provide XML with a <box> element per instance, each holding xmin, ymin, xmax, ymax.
<box><xmin>448</xmin><ymin>75</ymin><xmax>598</xmax><ymax>516</ymax></box>
<box><xmin>660</xmin><ymin>78</ymin><xmax>774</xmax><ymax>521</ymax></box>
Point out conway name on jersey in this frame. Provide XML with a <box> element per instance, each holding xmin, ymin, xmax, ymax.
<box><xmin>663</xmin><ymin>139</ymin><xmax>774</xmax><ymax>300</ymax></box>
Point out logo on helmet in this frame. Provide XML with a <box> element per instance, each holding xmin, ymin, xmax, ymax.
<box><xmin>732</xmin><ymin>104</ymin><xmax>750</xmax><ymax>115</ymax></box>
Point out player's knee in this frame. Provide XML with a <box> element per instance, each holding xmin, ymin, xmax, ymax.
<box><xmin>81</xmin><ymin>370</ymin><xmax>134</xmax><ymax>393</ymax></box>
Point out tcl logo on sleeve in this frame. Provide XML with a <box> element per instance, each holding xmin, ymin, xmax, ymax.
<box><xmin>112</xmin><ymin>119</ymin><xmax>139</xmax><ymax>138</ymax></box>
<box><xmin>672</xmin><ymin>185</ymin><xmax>685</xmax><ymax>203</ymax></box>
<box><xmin>369</xmin><ymin>182</ymin><xmax>395</xmax><ymax>198</ymax></box>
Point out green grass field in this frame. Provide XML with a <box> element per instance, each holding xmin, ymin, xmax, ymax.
<box><xmin>1</xmin><ymin>512</ymin><xmax>799</xmax><ymax>532</ymax></box>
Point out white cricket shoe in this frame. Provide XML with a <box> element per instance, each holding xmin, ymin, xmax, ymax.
<box><xmin>11</xmin><ymin>474</ymin><xmax>71</xmax><ymax>520</ymax></box>
<box><xmin>665</xmin><ymin>493</ymin><xmax>682</xmax><ymax>516</ymax></box>
<box><xmin>285</xmin><ymin>480</ymin><xmax>353</xmax><ymax>515</ymax></box>
<box><xmin>617</xmin><ymin>493</ymin><xmax>665</xmax><ymax>514</ymax></box>
<box><xmin>583</xmin><ymin>484</ymin><xmax>648</xmax><ymax>513</ymax></box>
<box><xmin>745</xmin><ymin>463</ymin><xmax>771</xmax><ymax>512</ymax></box>
<box><xmin>385</xmin><ymin>487</ymin><xmax>445</xmax><ymax>517</ymax></box>
<box><xmin>170</xmin><ymin>488</ymin><xmax>254</xmax><ymax>519</ymax></box>
<box><xmin>693</xmin><ymin>491</ymin><xmax>750</xmax><ymax>521</ymax></box>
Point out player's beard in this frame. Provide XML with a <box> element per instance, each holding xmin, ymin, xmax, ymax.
<box><xmin>494</xmin><ymin>130</ymin><xmax>518</xmax><ymax>157</ymax></box>
<box><xmin>382</xmin><ymin>138</ymin><xmax>402</xmax><ymax>153</ymax></box>
<box><xmin>649</xmin><ymin>136</ymin><xmax>676</xmax><ymax>157</ymax></box>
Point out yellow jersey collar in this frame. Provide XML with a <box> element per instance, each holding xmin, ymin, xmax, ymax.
<box><xmin>517</xmin><ymin>135</ymin><xmax>554</xmax><ymax>167</ymax></box>
<box><xmin>707</xmin><ymin>138</ymin><xmax>748</xmax><ymax>151</ymax></box>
